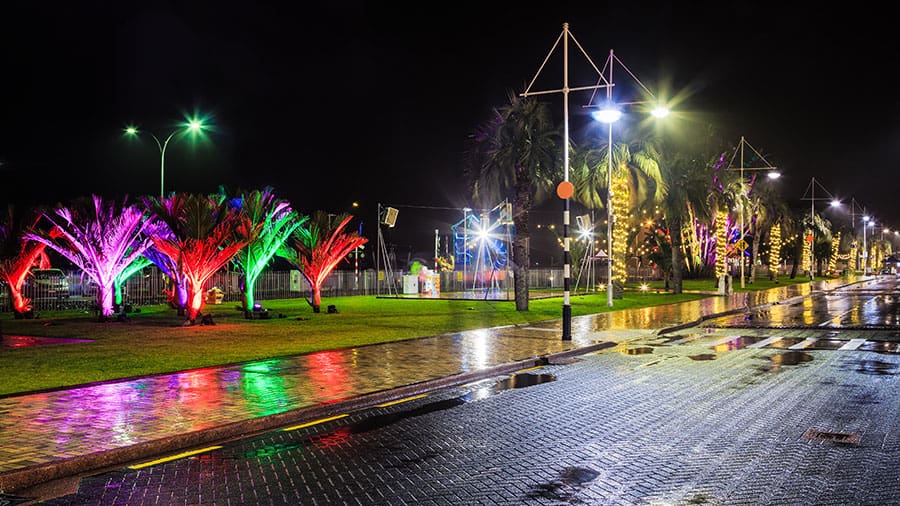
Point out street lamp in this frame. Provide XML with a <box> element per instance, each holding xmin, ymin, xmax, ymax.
<box><xmin>124</xmin><ymin>115</ymin><xmax>208</xmax><ymax>198</ymax></box>
<box><xmin>725</xmin><ymin>136</ymin><xmax>778</xmax><ymax>288</ymax></box>
<box><xmin>520</xmin><ymin>23</ymin><xmax>611</xmax><ymax>340</ymax></box>
<box><xmin>590</xmin><ymin>49</ymin><xmax>668</xmax><ymax>307</ymax></box>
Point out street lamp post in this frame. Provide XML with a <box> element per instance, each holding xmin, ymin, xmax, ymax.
<box><xmin>520</xmin><ymin>23</ymin><xmax>611</xmax><ymax>340</ymax></box>
<box><xmin>590</xmin><ymin>50</ymin><xmax>668</xmax><ymax>307</ymax></box>
<box><xmin>725</xmin><ymin>136</ymin><xmax>778</xmax><ymax>288</ymax></box>
<box><xmin>801</xmin><ymin>177</ymin><xmax>838</xmax><ymax>280</ymax></box>
<box><xmin>863</xmin><ymin>215</ymin><xmax>871</xmax><ymax>275</ymax></box>
<box><xmin>124</xmin><ymin>116</ymin><xmax>207</xmax><ymax>198</ymax></box>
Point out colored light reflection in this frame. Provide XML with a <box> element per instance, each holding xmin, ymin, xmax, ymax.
<box><xmin>241</xmin><ymin>359</ymin><xmax>290</xmax><ymax>417</ymax></box>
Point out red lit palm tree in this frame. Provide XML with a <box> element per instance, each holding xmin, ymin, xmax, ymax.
<box><xmin>278</xmin><ymin>211</ymin><xmax>367</xmax><ymax>312</ymax></box>
<box><xmin>147</xmin><ymin>192</ymin><xmax>257</xmax><ymax>323</ymax></box>
<box><xmin>0</xmin><ymin>205</ymin><xmax>50</xmax><ymax>317</ymax></box>
<box><xmin>229</xmin><ymin>187</ymin><xmax>307</xmax><ymax>316</ymax></box>
<box><xmin>25</xmin><ymin>195</ymin><xmax>157</xmax><ymax>319</ymax></box>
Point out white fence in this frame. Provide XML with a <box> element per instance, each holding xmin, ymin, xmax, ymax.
<box><xmin>1</xmin><ymin>265</ymin><xmax>666</xmax><ymax>313</ymax></box>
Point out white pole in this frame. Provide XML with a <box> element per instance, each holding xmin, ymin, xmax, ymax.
<box><xmin>739</xmin><ymin>137</ymin><xmax>745</xmax><ymax>288</ymax></box>
<box><xmin>561</xmin><ymin>23</ymin><xmax>572</xmax><ymax>340</ymax></box>
<box><xmin>606</xmin><ymin>49</ymin><xmax>615</xmax><ymax>308</ymax></box>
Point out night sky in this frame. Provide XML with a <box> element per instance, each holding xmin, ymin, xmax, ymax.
<box><xmin>2</xmin><ymin>2</ymin><xmax>898</xmax><ymax>263</ymax></box>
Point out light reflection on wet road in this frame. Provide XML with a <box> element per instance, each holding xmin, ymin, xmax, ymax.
<box><xmin>705</xmin><ymin>276</ymin><xmax>900</xmax><ymax>328</ymax></box>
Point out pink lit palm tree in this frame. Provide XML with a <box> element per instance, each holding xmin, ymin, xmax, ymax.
<box><xmin>25</xmin><ymin>195</ymin><xmax>157</xmax><ymax>319</ymax></box>
<box><xmin>278</xmin><ymin>211</ymin><xmax>367</xmax><ymax>312</ymax></box>
<box><xmin>147</xmin><ymin>192</ymin><xmax>257</xmax><ymax>323</ymax></box>
<box><xmin>0</xmin><ymin>205</ymin><xmax>50</xmax><ymax>317</ymax></box>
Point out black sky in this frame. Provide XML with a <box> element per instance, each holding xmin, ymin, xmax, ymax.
<box><xmin>2</xmin><ymin>1</ymin><xmax>899</xmax><ymax>259</ymax></box>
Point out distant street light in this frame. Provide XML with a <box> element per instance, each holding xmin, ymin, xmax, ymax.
<box><xmin>124</xmin><ymin>115</ymin><xmax>208</xmax><ymax>198</ymax></box>
<box><xmin>590</xmin><ymin>49</ymin><xmax>668</xmax><ymax>307</ymax></box>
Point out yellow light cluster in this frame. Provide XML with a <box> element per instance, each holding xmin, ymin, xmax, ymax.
<box><xmin>612</xmin><ymin>175</ymin><xmax>630</xmax><ymax>284</ymax></box>
<box><xmin>715</xmin><ymin>210</ymin><xmax>727</xmax><ymax>278</ymax></box>
<box><xmin>828</xmin><ymin>232</ymin><xmax>840</xmax><ymax>273</ymax></box>
<box><xmin>769</xmin><ymin>223</ymin><xmax>781</xmax><ymax>278</ymax></box>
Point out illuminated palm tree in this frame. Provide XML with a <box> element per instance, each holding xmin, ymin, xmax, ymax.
<box><xmin>26</xmin><ymin>195</ymin><xmax>156</xmax><ymax>319</ymax></box>
<box><xmin>656</xmin><ymin>125</ymin><xmax>723</xmax><ymax>293</ymax></box>
<box><xmin>278</xmin><ymin>211</ymin><xmax>366</xmax><ymax>313</ymax></box>
<box><xmin>465</xmin><ymin>91</ymin><xmax>559</xmax><ymax>311</ymax></box>
<box><xmin>571</xmin><ymin>130</ymin><xmax>666</xmax><ymax>296</ymax></box>
<box><xmin>230</xmin><ymin>187</ymin><xmax>307</xmax><ymax>316</ymax></box>
<box><xmin>0</xmin><ymin>205</ymin><xmax>50</xmax><ymax>317</ymax></box>
<box><xmin>147</xmin><ymin>192</ymin><xmax>256</xmax><ymax>323</ymax></box>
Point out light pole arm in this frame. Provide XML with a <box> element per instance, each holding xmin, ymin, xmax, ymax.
<box><xmin>157</xmin><ymin>131</ymin><xmax>179</xmax><ymax>199</ymax></box>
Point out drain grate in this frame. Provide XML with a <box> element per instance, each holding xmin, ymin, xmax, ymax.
<box><xmin>803</xmin><ymin>428</ymin><xmax>861</xmax><ymax>445</ymax></box>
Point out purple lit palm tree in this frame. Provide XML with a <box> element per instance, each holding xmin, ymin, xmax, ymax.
<box><xmin>25</xmin><ymin>195</ymin><xmax>157</xmax><ymax>319</ymax></box>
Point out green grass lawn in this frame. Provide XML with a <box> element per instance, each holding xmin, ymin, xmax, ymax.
<box><xmin>0</xmin><ymin>275</ymin><xmax>816</xmax><ymax>396</ymax></box>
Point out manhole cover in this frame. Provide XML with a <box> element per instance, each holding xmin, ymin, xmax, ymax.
<box><xmin>802</xmin><ymin>428</ymin><xmax>861</xmax><ymax>445</ymax></box>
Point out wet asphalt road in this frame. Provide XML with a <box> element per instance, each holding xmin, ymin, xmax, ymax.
<box><xmin>21</xmin><ymin>277</ymin><xmax>900</xmax><ymax>505</ymax></box>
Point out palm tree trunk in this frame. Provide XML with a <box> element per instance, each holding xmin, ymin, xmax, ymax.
<box><xmin>512</xmin><ymin>181</ymin><xmax>532</xmax><ymax>311</ymax></box>
<box><xmin>749</xmin><ymin>232</ymin><xmax>761</xmax><ymax>283</ymax></box>
<box><xmin>242</xmin><ymin>276</ymin><xmax>256</xmax><ymax>318</ymax></box>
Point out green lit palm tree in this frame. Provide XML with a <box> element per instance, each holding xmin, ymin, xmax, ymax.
<box><xmin>230</xmin><ymin>187</ymin><xmax>307</xmax><ymax>316</ymax></box>
<box><xmin>465</xmin><ymin>91</ymin><xmax>559</xmax><ymax>311</ymax></box>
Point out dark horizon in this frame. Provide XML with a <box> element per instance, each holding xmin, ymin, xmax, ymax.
<box><xmin>2</xmin><ymin>2</ymin><xmax>899</xmax><ymax>259</ymax></box>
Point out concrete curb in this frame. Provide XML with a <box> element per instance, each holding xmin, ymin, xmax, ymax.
<box><xmin>2</xmin><ymin>341</ymin><xmax>615</xmax><ymax>494</ymax></box>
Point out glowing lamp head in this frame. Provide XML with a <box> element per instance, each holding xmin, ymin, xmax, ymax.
<box><xmin>650</xmin><ymin>106</ymin><xmax>670</xmax><ymax>118</ymax></box>
<box><xmin>830</xmin><ymin>199</ymin><xmax>841</xmax><ymax>207</ymax></box>
<box><xmin>124</xmin><ymin>126</ymin><xmax>139</xmax><ymax>135</ymax></box>
<box><xmin>768</xmin><ymin>171</ymin><xmax>781</xmax><ymax>180</ymax></box>
<box><xmin>591</xmin><ymin>107</ymin><xmax>622</xmax><ymax>124</ymax></box>
<box><xmin>187</xmin><ymin>119</ymin><xmax>204</xmax><ymax>132</ymax></box>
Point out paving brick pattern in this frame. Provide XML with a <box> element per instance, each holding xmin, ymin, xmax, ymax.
<box><xmin>35</xmin><ymin>325</ymin><xmax>900</xmax><ymax>505</ymax></box>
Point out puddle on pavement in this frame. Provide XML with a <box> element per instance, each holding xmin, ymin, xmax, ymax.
<box><xmin>759</xmin><ymin>351</ymin><xmax>813</xmax><ymax>372</ymax></box>
<box><xmin>689</xmin><ymin>353</ymin><xmax>717</xmax><ymax>361</ymax></box>
<box><xmin>622</xmin><ymin>347</ymin><xmax>654</xmax><ymax>355</ymax></box>
<box><xmin>768</xmin><ymin>337</ymin><xmax>805</xmax><ymax>348</ymax></box>
<box><xmin>858</xmin><ymin>341</ymin><xmax>900</xmax><ymax>354</ymax></box>
<box><xmin>0</xmin><ymin>335</ymin><xmax>94</xmax><ymax>347</ymax></box>
<box><xmin>526</xmin><ymin>466</ymin><xmax>599</xmax><ymax>502</ymax></box>
<box><xmin>491</xmin><ymin>373</ymin><xmax>557</xmax><ymax>391</ymax></box>
<box><xmin>846</xmin><ymin>360</ymin><xmax>899</xmax><ymax>376</ymax></box>
<box><xmin>711</xmin><ymin>335</ymin><xmax>768</xmax><ymax>352</ymax></box>
<box><xmin>809</xmin><ymin>339</ymin><xmax>845</xmax><ymax>350</ymax></box>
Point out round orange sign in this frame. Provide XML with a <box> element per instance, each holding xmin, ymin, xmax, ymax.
<box><xmin>557</xmin><ymin>181</ymin><xmax>574</xmax><ymax>199</ymax></box>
